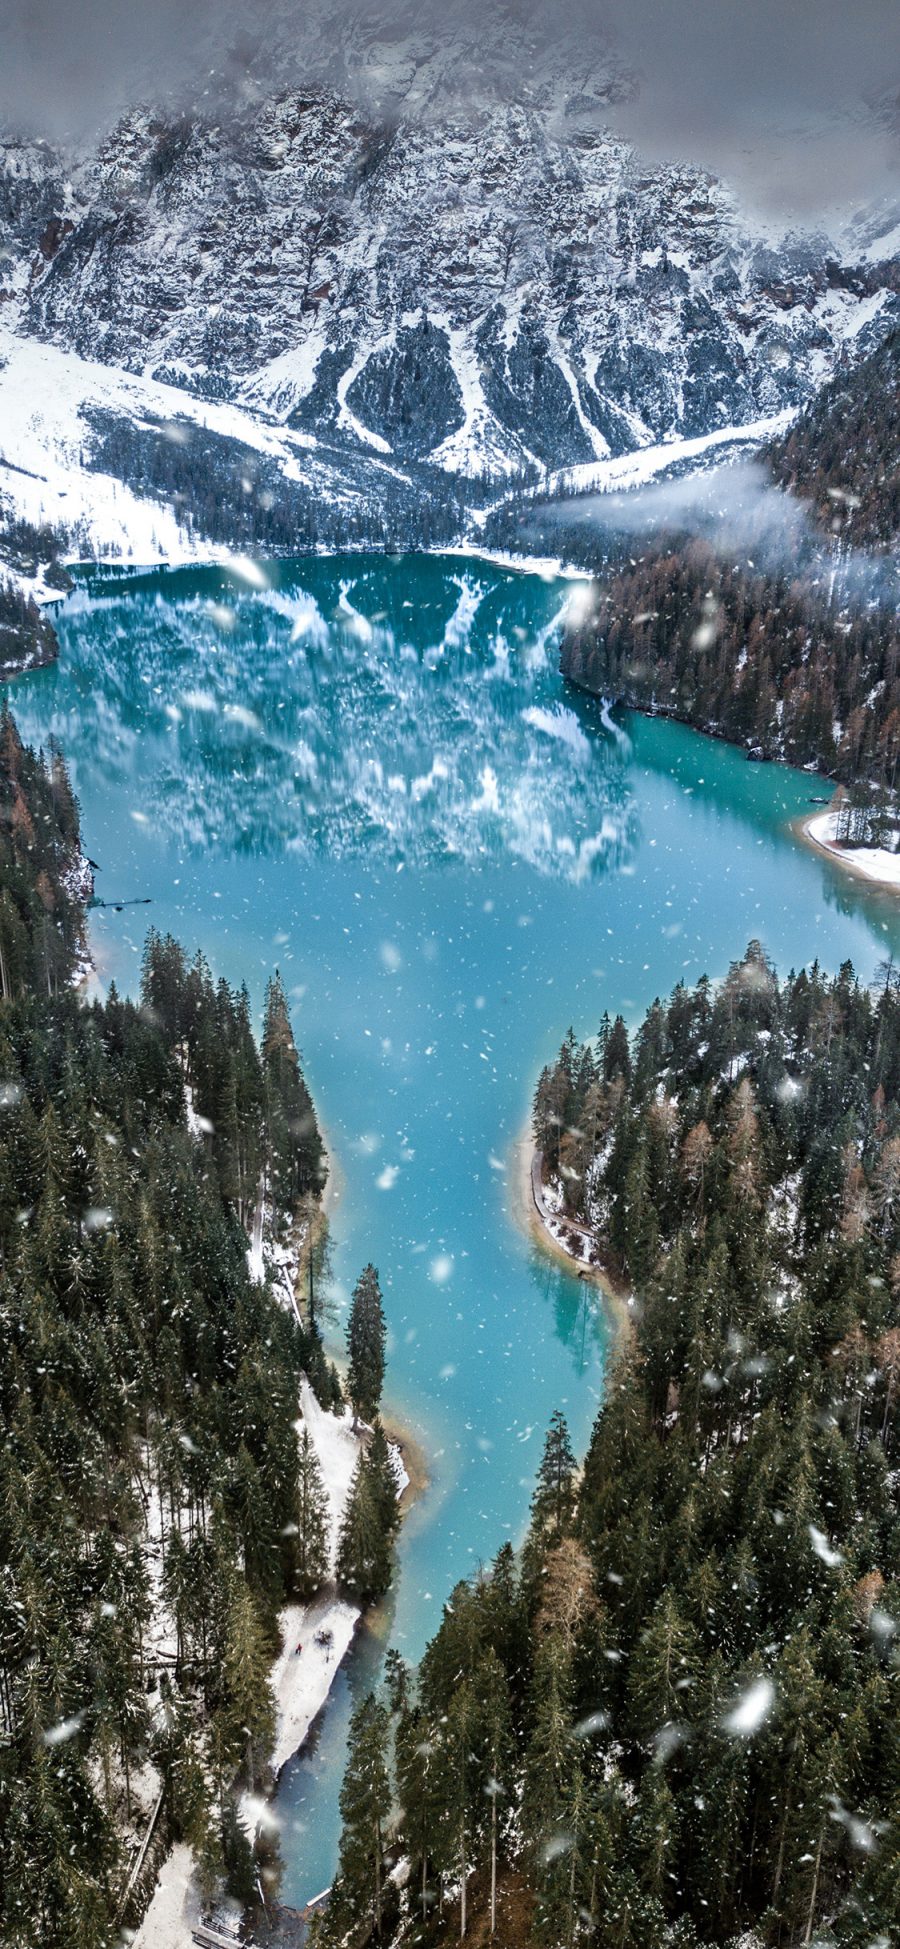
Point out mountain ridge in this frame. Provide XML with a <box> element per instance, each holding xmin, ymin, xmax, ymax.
<box><xmin>1</xmin><ymin>54</ymin><xmax>897</xmax><ymax>516</ymax></box>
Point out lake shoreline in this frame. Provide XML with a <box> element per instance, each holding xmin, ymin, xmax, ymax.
<box><xmin>25</xmin><ymin>548</ymin><xmax>895</xmax><ymax>1946</ymax></box>
<box><xmin>793</xmin><ymin>808</ymin><xmax>900</xmax><ymax>896</ymax></box>
<box><xmin>134</xmin><ymin>1100</ymin><xmax>427</xmax><ymax>1949</ymax></box>
<box><xmin>133</xmin><ymin>1378</ymin><xmax>427</xmax><ymax>1949</ymax></box>
<box><xmin>510</xmin><ymin>1127</ymin><xmax>632</xmax><ymax>1342</ymax></box>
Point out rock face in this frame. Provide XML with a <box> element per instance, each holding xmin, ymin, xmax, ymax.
<box><xmin>0</xmin><ymin>18</ymin><xmax>897</xmax><ymax>526</ymax></box>
<box><xmin>344</xmin><ymin>318</ymin><xmax>465</xmax><ymax>459</ymax></box>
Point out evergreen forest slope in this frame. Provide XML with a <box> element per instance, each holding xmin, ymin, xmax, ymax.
<box><xmin>767</xmin><ymin>327</ymin><xmax>900</xmax><ymax>552</ymax></box>
<box><xmin>560</xmin><ymin>539</ymin><xmax>900</xmax><ymax>781</ymax></box>
<box><xmin>324</xmin><ymin>943</ymin><xmax>900</xmax><ymax>1949</ymax></box>
<box><xmin>0</xmin><ymin>712</ymin><xmax>344</xmax><ymax>1946</ymax></box>
<box><xmin>558</xmin><ymin>330</ymin><xmax>900</xmax><ymax>804</ymax></box>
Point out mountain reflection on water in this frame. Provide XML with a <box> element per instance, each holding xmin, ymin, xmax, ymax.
<box><xmin>13</xmin><ymin>550</ymin><xmax>900</xmax><ymax>1908</ymax></box>
<box><xmin>34</xmin><ymin>555</ymin><xmax>638</xmax><ymax>879</ymax></box>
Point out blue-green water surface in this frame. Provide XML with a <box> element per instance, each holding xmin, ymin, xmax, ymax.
<box><xmin>12</xmin><ymin>552</ymin><xmax>900</xmax><ymax>1906</ymax></box>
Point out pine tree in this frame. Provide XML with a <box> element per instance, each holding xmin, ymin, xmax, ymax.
<box><xmin>531</xmin><ymin>1409</ymin><xmax>577</xmax><ymax>1537</ymax></box>
<box><xmin>626</xmin><ymin>1590</ymin><xmax>698</xmax><ymax>1740</ymax></box>
<box><xmin>397</xmin><ymin>1702</ymin><xmax>447</xmax><ymax>1929</ymax></box>
<box><xmin>329</xmin><ymin>1692</ymin><xmax>391</xmax><ymax>1940</ymax></box>
<box><xmin>213</xmin><ymin>1576</ymin><xmax>276</xmax><ymax>1789</ymax></box>
<box><xmin>522</xmin><ymin>1634</ymin><xmax>574</xmax><ymax>1905</ymax></box>
<box><xmin>367</xmin><ymin>1419</ymin><xmax>401</xmax><ymax>1549</ymax></box>
<box><xmin>262</xmin><ymin>971</ymin><xmax>324</xmax><ymax>1201</ymax></box>
<box><xmin>604</xmin><ymin>1014</ymin><xmax>631</xmax><ymax>1082</ymax></box>
<box><xmin>346</xmin><ymin>1263</ymin><xmax>387</xmax><ymax>1427</ymax></box>
<box><xmin>336</xmin><ymin>1450</ymin><xmax>393</xmax><ymax>1604</ymax></box>
<box><xmin>431</xmin><ymin>1679</ymin><xmax>479</xmax><ymax>1940</ymax></box>
<box><xmin>471</xmin><ymin>1651</ymin><xmax>512</xmax><ymax>1938</ymax></box>
<box><xmin>295</xmin><ymin>1427</ymin><xmax>329</xmax><ymax>1600</ymax></box>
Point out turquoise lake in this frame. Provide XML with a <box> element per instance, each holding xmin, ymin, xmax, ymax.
<box><xmin>13</xmin><ymin>551</ymin><xmax>900</xmax><ymax>1908</ymax></box>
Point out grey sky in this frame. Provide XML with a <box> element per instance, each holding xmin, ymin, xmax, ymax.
<box><xmin>602</xmin><ymin>0</ymin><xmax>900</xmax><ymax>218</ymax></box>
<box><xmin>0</xmin><ymin>0</ymin><xmax>897</xmax><ymax>224</ymax></box>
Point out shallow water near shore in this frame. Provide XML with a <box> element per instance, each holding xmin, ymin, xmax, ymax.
<box><xmin>14</xmin><ymin>550</ymin><xmax>900</xmax><ymax>1905</ymax></box>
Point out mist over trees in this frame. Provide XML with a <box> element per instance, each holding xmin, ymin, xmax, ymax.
<box><xmin>556</xmin><ymin>328</ymin><xmax>900</xmax><ymax>818</ymax></box>
<box><xmin>561</xmin><ymin>538</ymin><xmax>900</xmax><ymax>795</ymax></box>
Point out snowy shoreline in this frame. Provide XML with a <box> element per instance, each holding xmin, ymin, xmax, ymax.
<box><xmin>0</xmin><ymin>326</ymin><xmax>793</xmax><ymax>589</ymax></box>
<box><xmin>796</xmin><ymin>809</ymin><xmax>900</xmax><ymax>895</ymax></box>
<box><xmin>134</xmin><ymin>1376</ymin><xmax>415</xmax><ymax>1949</ymax></box>
<box><xmin>510</xmin><ymin>1130</ymin><xmax>631</xmax><ymax>1331</ymax></box>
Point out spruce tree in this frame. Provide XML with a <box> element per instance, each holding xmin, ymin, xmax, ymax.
<box><xmin>346</xmin><ymin>1263</ymin><xmax>387</xmax><ymax>1427</ymax></box>
<box><xmin>295</xmin><ymin>1427</ymin><xmax>329</xmax><ymax>1600</ymax></box>
<box><xmin>367</xmin><ymin>1418</ymin><xmax>401</xmax><ymax>1548</ymax></box>
<box><xmin>604</xmin><ymin>1014</ymin><xmax>631</xmax><ymax>1082</ymax></box>
<box><xmin>336</xmin><ymin>1450</ymin><xmax>393</xmax><ymax>1604</ymax></box>
<box><xmin>430</xmin><ymin>1679</ymin><xmax>479</xmax><ymax>1940</ymax></box>
<box><xmin>262</xmin><ymin>971</ymin><xmax>324</xmax><ymax>1201</ymax></box>
<box><xmin>522</xmin><ymin>1635</ymin><xmax>574</xmax><ymax>1895</ymax></box>
<box><xmin>471</xmin><ymin>1651</ymin><xmax>512</xmax><ymax>1938</ymax></box>
<box><xmin>531</xmin><ymin>1409</ymin><xmax>577</xmax><ymax>1537</ymax></box>
<box><xmin>330</xmin><ymin>1692</ymin><xmax>391</xmax><ymax>1940</ymax></box>
<box><xmin>214</xmin><ymin>1576</ymin><xmax>276</xmax><ymax>1789</ymax></box>
<box><xmin>396</xmin><ymin>1703</ymin><xmax>447</xmax><ymax>1929</ymax></box>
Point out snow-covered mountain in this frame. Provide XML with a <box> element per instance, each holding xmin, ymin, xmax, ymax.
<box><xmin>0</xmin><ymin>15</ymin><xmax>897</xmax><ymax>566</ymax></box>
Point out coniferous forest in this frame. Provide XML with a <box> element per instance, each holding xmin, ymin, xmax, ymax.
<box><xmin>560</xmin><ymin>537</ymin><xmax>900</xmax><ymax>786</ymax></box>
<box><xmin>554</xmin><ymin>329</ymin><xmax>900</xmax><ymax>824</ymax></box>
<box><xmin>324</xmin><ymin>942</ymin><xmax>900</xmax><ymax>1949</ymax></box>
<box><xmin>767</xmin><ymin>327</ymin><xmax>900</xmax><ymax>553</ymax></box>
<box><xmin>0</xmin><ymin>710</ymin><xmax>406</xmax><ymax>1945</ymax></box>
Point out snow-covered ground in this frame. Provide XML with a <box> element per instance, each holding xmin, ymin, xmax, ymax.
<box><xmin>804</xmin><ymin>810</ymin><xmax>900</xmax><ymax>890</ymax></box>
<box><xmin>134</xmin><ymin>1376</ymin><xmax>362</xmax><ymax>1947</ymax></box>
<box><xmin>132</xmin><ymin>1844</ymin><xmax>202</xmax><ymax>1949</ymax></box>
<box><xmin>0</xmin><ymin>329</ymin><xmax>315</xmax><ymax>569</ymax></box>
<box><xmin>269</xmin><ymin>1592</ymin><xmax>360</xmax><ymax>1777</ymax></box>
<box><xmin>270</xmin><ymin>1379</ymin><xmax>408</xmax><ymax>1771</ymax></box>
<box><xmin>530</xmin><ymin>1150</ymin><xmax>600</xmax><ymax>1270</ymax></box>
<box><xmin>135</xmin><ymin>1369</ymin><xmax>409</xmax><ymax>1947</ymax></box>
<box><xmin>0</xmin><ymin>327</ymin><xmax>823</xmax><ymax>587</ymax></box>
<box><xmin>540</xmin><ymin>410</ymin><xmax>796</xmax><ymax>501</ymax></box>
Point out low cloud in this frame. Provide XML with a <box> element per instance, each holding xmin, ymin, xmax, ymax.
<box><xmin>0</xmin><ymin>0</ymin><xmax>897</xmax><ymax>224</ymax></box>
<box><xmin>536</xmin><ymin>457</ymin><xmax>900</xmax><ymax>606</ymax></box>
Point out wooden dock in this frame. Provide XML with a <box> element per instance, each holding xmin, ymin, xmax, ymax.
<box><xmin>298</xmin><ymin>1887</ymin><xmax>331</xmax><ymax>1923</ymax></box>
<box><xmin>191</xmin><ymin>1923</ymin><xmax>258</xmax><ymax>1949</ymax></box>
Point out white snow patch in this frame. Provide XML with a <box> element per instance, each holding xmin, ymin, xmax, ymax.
<box><xmin>0</xmin><ymin>330</ymin><xmax>313</xmax><ymax>567</ymax></box>
<box><xmin>806</xmin><ymin>810</ymin><xmax>900</xmax><ymax>890</ymax></box>
<box><xmin>270</xmin><ymin>1593</ymin><xmax>360</xmax><ymax>1776</ymax></box>
<box><xmin>131</xmin><ymin>1843</ymin><xmax>201</xmax><ymax>1949</ymax></box>
<box><xmin>544</xmin><ymin>410</ymin><xmax>796</xmax><ymax>501</ymax></box>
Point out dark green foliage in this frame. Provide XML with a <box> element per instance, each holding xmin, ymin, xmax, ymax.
<box><xmin>346</xmin><ymin>1261</ymin><xmax>387</xmax><ymax>1425</ymax></box>
<box><xmin>373</xmin><ymin>944</ymin><xmax>900</xmax><ymax>1946</ymax></box>
<box><xmin>295</xmin><ymin>1426</ymin><xmax>329</xmax><ymax>1600</ymax></box>
<box><xmin>531</xmin><ymin>1409</ymin><xmax>577</xmax><ymax>1538</ymax></box>
<box><xmin>0</xmin><ymin>577</ymin><xmax>58</xmax><ymax>673</ymax></box>
<box><xmin>140</xmin><ymin>933</ymin><xmax>324</xmax><ymax>1232</ymax></box>
<box><xmin>335</xmin><ymin>1421</ymin><xmax>399</xmax><ymax>1605</ymax></box>
<box><xmin>768</xmin><ymin>327</ymin><xmax>900</xmax><ymax>550</ymax></box>
<box><xmin>325</xmin><ymin>1692</ymin><xmax>392</xmax><ymax>1942</ymax></box>
<box><xmin>262</xmin><ymin>970</ymin><xmax>325</xmax><ymax>1203</ymax></box>
<box><xmin>0</xmin><ymin>716</ymin><xmax>333</xmax><ymax>1946</ymax></box>
<box><xmin>561</xmin><ymin>536</ymin><xmax>900</xmax><ymax>788</ymax></box>
<box><xmin>0</xmin><ymin>710</ymin><xmax>86</xmax><ymax>998</ymax></box>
